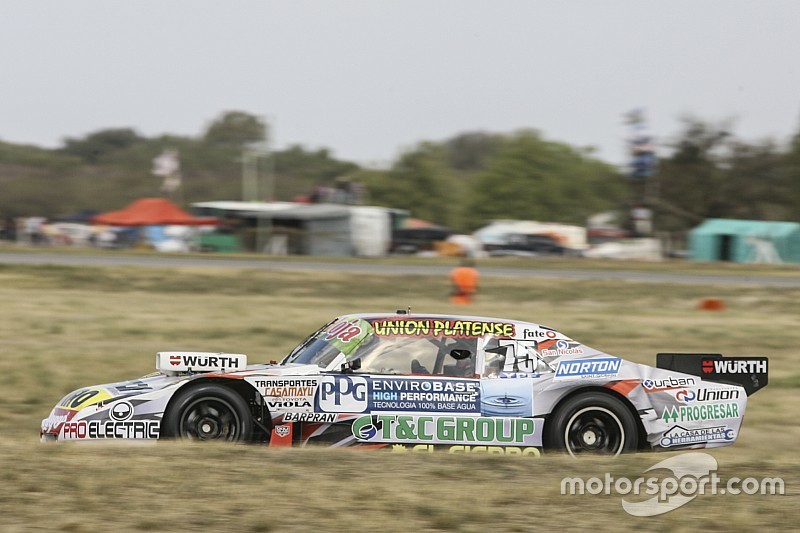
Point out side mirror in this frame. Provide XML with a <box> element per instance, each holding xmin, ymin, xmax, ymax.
<box><xmin>341</xmin><ymin>358</ymin><xmax>362</xmax><ymax>374</ymax></box>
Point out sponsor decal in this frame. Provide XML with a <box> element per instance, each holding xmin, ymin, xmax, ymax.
<box><xmin>252</xmin><ymin>378</ymin><xmax>318</xmax><ymax>393</ymax></box>
<box><xmin>248</xmin><ymin>377</ymin><xmax>319</xmax><ymax>412</ymax></box>
<box><xmin>157</xmin><ymin>352</ymin><xmax>247</xmax><ymax>372</ymax></box>
<box><xmin>659</xmin><ymin>425</ymin><xmax>736</xmax><ymax>447</ymax></box>
<box><xmin>109</xmin><ymin>401</ymin><xmax>134</xmax><ymax>421</ymax></box>
<box><xmin>661</xmin><ymin>402</ymin><xmax>739</xmax><ymax>424</ymax></box>
<box><xmin>371</xmin><ymin>319</ymin><xmax>515</xmax><ymax>339</ymax></box>
<box><xmin>674</xmin><ymin>389</ymin><xmax>696</xmax><ymax>403</ymax></box>
<box><xmin>554</xmin><ymin>357</ymin><xmax>621</xmax><ymax>380</ymax></box>
<box><xmin>448</xmin><ymin>445</ymin><xmax>541</xmax><ymax>457</ymax></box>
<box><xmin>267</xmin><ymin>398</ymin><xmax>312</xmax><ymax>410</ymax></box>
<box><xmin>61</xmin><ymin>420</ymin><xmax>160</xmax><ymax>439</ymax></box>
<box><xmin>58</xmin><ymin>388</ymin><xmax>113</xmax><ymax>411</ymax></box>
<box><xmin>392</xmin><ymin>444</ymin><xmax>541</xmax><ymax>456</ymax></box>
<box><xmin>523</xmin><ymin>328</ymin><xmax>558</xmax><ymax>340</ymax></box>
<box><xmin>702</xmin><ymin>358</ymin><xmax>768</xmax><ymax>375</ymax></box>
<box><xmin>41</xmin><ymin>412</ymin><xmax>70</xmax><ymax>433</ymax></box>
<box><xmin>114</xmin><ymin>380</ymin><xmax>152</xmax><ymax>393</ymax></box>
<box><xmin>498</xmin><ymin>372</ymin><xmax>540</xmax><ymax>379</ymax></box>
<box><xmin>60</xmin><ymin>399</ymin><xmax>160</xmax><ymax>440</ymax></box>
<box><xmin>318</xmin><ymin>375</ymin><xmax>369</xmax><ymax>413</ymax></box>
<box><xmin>325</xmin><ymin>319</ymin><xmax>364</xmax><ymax>343</ymax></box>
<box><xmin>642</xmin><ymin>376</ymin><xmax>696</xmax><ymax>392</ymax></box>
<box><xmin>480</xmin><ymin>379</ymin><xmax>533</xmax><ymax>417</ymax></box>
<box><xmin>351</xmin><ymin>415</ymin><xmax>536</xmax><ymax>445</ymax></box>
<box><xmin>541</xmin><ymin>340</ymin><xmax>585</xmax><ymax>357</ymax></box>
<box><xmin>270</xmin><ymin>423</ymin><xmax>293</xmax><ymax>447</ymax></box>
<box><xmin>370</xmin><ymin>378</ymin><xmax>480</xmax><ymax>413</ymax></box>
<box><xmin>283</xmin><ymin>412</ymin><xmax>337</xmax><ymax>423</ymax></box>
<box><xmin>181</xmin><ymin>354</ymin><xmax>240</xmax><ymax>368</ymax></box>
<box><xmin>674</xmin><ymin>388</ymin><xmax>740</xmax><ymax>403</ymax></box>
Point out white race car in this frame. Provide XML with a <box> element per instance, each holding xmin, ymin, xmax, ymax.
<box><xmin>41</xmin><ymin>312</ymin><xmax>768</xmax><ymax>456</ymax></box>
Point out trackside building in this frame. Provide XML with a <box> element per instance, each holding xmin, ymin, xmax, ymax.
<box><xmin>689</xmin><ymin>218</ymin><xmax>800</xmax><ymax>264</ymax></box>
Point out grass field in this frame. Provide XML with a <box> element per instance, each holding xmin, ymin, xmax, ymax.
<box><xmin>0</xmin><ymin>258</ymin><xmax>797</xmax><ymax>531</ymax></box>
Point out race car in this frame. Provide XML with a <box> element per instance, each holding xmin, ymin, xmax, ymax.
<box><xmin>41</xmin><ymin>312</ymin><xmax>768</xmax><ymax>456</ymax></box>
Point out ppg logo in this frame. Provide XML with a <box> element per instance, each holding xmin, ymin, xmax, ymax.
<box><xmin>318</xmin><ymin>376</ymin><xmax>368</xmax><ymax>413</ymax></box>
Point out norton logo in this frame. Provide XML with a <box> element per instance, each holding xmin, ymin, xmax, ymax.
<box><xmin>169</xmin><ymin>354</ymin><xmax>182</xmax><ymax>366</ymax></box>
<box><xmin>109</xmin><ymin>401</ymin><xmax>134</xmax><ymax>421</ymax></box>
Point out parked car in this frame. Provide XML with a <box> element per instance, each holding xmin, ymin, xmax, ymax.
<box><xmin>483</xmin><ymin>233</ymin><xmax>577</xmax><ymax>257</ymax></box>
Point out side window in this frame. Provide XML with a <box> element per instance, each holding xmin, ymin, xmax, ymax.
<box><xmin>481</xmin><ymin>341</ymin><xmax>554</xmax><ymax>376</ymax></box>
<box><xmin>356</xmin><ymin>336</ymin><xmax>440</xmax><ymax>375</ymax></box>
<box><xmin>440</xmin><ymin>338</ymin><xmax>478</xmax><ymax>377</ymax></box>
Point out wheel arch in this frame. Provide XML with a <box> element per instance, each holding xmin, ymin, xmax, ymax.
<box><xmin>542</xmin><ymin>385</ymin><xmax>649</xmax><ymax>451</ymax></box>
<box><xmin>162</xmin><ymin>377</ymin><xmax>271</xmax><ymax>441</ymax></box>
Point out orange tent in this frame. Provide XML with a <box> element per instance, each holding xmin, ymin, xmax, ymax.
<box><xmin>91</xmin><ymin>198</ymin><xmax>218</xmax><ymax>226</ymax></box>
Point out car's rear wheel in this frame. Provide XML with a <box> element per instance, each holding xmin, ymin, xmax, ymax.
<box><xmin>545</xmin><ymin>392</ymin><xmax>638</xmax><ymax>456</ymax></box>
<box><xmin>162</xmin><ymin>384</ymin><xmax>252</xmax><ymax>442</ymax></box>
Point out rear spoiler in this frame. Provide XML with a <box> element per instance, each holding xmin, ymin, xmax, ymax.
<box><xmin>656</xmin><ymin>353</ymin><xmax>768</xmax><ymax>396</ymax></box>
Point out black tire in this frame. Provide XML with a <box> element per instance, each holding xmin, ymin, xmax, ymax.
<box><xmin>545</xmin><ymin>392</ymin><xmax>638</xmax><ymax>456</ymax></box>
<box><xmin>162</xmin><ymin>383</ymin><xmax>252</xmax><ymax>442</ymax></box>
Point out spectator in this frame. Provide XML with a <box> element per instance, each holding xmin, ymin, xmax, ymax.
<box><xmin>449</xmin><ymin>258</ymin><xmax>479</xmax><ymax>305</ymax></box>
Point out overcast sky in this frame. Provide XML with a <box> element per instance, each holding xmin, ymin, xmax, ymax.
<box><xmin>2</xmin><ymin>1</ymin><xmax>799</xmax><ymax>168</ymax></box>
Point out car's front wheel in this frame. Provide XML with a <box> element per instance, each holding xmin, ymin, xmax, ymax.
<box><xmin>545</xmin><ymin>392</ymin><xmax>638</xmax><ymax>456</ymax></box>
<box><xmin>162</xmin><ymin>384</ymin><xmax>252</xmax><ymax>442</ymax></box>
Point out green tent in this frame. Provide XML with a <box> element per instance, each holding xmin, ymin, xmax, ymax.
<box><xmin>689</xmin><ymin>219</ymin><xmax>800</xmax><ymax>263</ymax></box>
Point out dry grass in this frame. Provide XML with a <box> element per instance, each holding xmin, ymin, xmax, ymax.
<box><xmin>0</xmin><ymin>261</ymin><xmax>797</xmax><ymax>531</ymax></box>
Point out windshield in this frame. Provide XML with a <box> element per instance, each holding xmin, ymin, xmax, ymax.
<box><xmin>282</xmin><ymin>318</ymin><xmax>374</xmax><ymax>369</ymax></box>
<box><xmin>283</xmin><ymin>317</ymin><xmax>565</xmax><ymax>377</ymax></box>
<box><xmin>283</xmin><ymin>317</ymin><xmax>521</xmax><ymax>376</ymax></box>
<box><xmin>283</xmin><ymin>317</ymin><xmax>453</xmax><ymax>374</ymax></box>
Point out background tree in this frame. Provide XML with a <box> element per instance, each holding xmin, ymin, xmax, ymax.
<box><xmin>781</xmin><ymin>124</ymin><xmax>800</xmax><ymax>220</ymax></box>
<box><xmin>653</xmin><ymin>117</ymin><xmax>790</xmax><ymax>232</ymax></box>
<box><xmin>468</xmin><ymin>130</ymin><xmax>626</xmax><ymax>229</ymax></box>
<box><xmin>272</xmin><ymin>145</ymin><xmax>360</xmax><ymax>200</ymax></box>
<box><xmin>363</xmin><ymin>142</ymin><xmax>457</xmax><ymax>227</ymax></box>
<box><xmin>444</xmin><ymin>131</ymin><xmax>504</xmax><ymax>172</ymax></box>
<box><xmin>203</xmin><ymin>111</ymin><xmax>266</xmax><ymax>146</ymax></box>
<box><xmin>60</xmin><ymin>128</ymin><xmax>144</xmax><ymax>163</ymax></box>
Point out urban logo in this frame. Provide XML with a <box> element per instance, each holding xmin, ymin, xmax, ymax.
<box><xmin>642</xmin><ymin>376</ymin><xmax>696</xmax><ymax>392</ymax></box>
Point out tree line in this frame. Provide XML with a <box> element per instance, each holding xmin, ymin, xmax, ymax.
<box><xmin>1</xmin><ymin>110</ymin><xmax>799</xmax><ymax>234</ymax></box>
